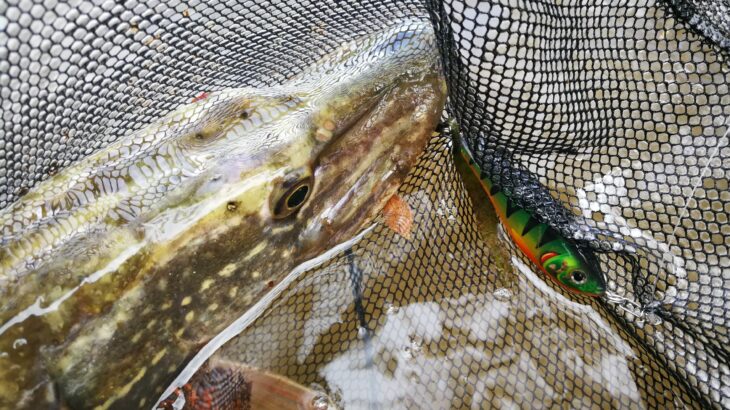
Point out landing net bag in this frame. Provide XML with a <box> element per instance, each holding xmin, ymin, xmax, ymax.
<box><xmin>0</xmin><ymin>0</ymin><xmax>728</xmax><ymax>408</ymax></box>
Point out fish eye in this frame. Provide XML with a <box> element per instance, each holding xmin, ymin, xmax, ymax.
<box><xmin>286</xmin><ymin>185</ymin><xmax>309</xmax><ymax>208</ymax></box>
<box><xmin>272</xmin><ymin>177</ymin><xmax>312</xmax><ymax>219</ymax></box>
<box><xmin>570</xmin><ymin>270</ymin><xmax>587</xmax><ymax>285</ymax></box>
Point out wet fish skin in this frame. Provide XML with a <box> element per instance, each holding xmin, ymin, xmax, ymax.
<box><xmin>0</xmin><ymin>21</ymin><xmax>445</xmax><ymax>409</ymax></box>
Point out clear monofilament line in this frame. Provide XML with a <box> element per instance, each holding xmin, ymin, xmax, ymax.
<box><xmin>649</xmin><ymin>117</ymin><xmax>730</xmax><ymax>298</ymax></box>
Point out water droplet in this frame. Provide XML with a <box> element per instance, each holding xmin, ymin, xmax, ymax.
<box><xmin>357</xmin><ymin>327</ymin><xmax>368</xmax><ymax>340</ymax></box>
<box><xmin>493</xmin><ymin>288</ymin><xmax>512</xmax><ymax>300</ymax></box>
<box><xmin>311</xmin><ymin>395</ymin><xmax>330</xmax><ymax>410</ymax></box>
<box><xmin>12</xmin><ymin>338</ymin><xmax>27</xmax><ymax>349</ymax></box>
<box><xmin>644</xmin><ymin>312</ymin><xmax>662</xmax><ymax>326</ymax></box>
<box><xmin>403</xmin><ymin>335</ymin><xmax>422</xmax><ymax>360</ymax></box>
<box><xmin>385</xmin><ymin>303</ymin><xmax>399</xmax><ymax>315</ymax></box>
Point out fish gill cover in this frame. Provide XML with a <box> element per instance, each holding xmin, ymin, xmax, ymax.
<box><xmin>0</xmin><ymin>0</ymin><xmax>728</xmax><ymax>409</ymax></box>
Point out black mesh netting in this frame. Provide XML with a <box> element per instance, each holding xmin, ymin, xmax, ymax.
<box><xmin>0</xmin><ymin>0</ymin><xmax>729</xmax><ymax>409</ymax></box>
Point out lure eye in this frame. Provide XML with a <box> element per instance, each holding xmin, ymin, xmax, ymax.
<box><xmin>272</xmin><ymin>177</ymin><xmax>312</xmax><ymax>219</ymax></box>
<box><xmin>570</xmin><ymin>270</ymin><xmax>588</xmax><ymax>285</ymax></box>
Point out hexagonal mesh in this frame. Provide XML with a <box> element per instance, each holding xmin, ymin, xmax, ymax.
<box><xmin>1</xmin><ymin>0</ymin><xmax>728</xmax><ymax>408</ymax></box>
<box><xmin>211</xmin><ymin>133</ymin><xmax>704</xmax><ymax>409</ymax></box>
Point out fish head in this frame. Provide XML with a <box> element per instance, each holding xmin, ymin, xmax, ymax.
<box><xmin>2</xmin><ymin>21</ymin><xmax>446</xmax><ymax>409</ymax></box>
<box><xmin>544</xmin><ymin>248</ymin><xmax>606</xmax><ymax>296</ymax></box>
<box><xmin>184</xmin><ymin>21</ymin><xmax>446</xmax><ymax>259</ymax></box>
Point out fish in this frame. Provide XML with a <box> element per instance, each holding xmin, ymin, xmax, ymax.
<box><xmin>0</xmin><ymin>20</ymin><xmax>446</xmax><ymax>409</ymax></box>
<box><xmin>452</xmin><ymin>127</ymin><xmax>606</xmax><ymax>297</ymax></box>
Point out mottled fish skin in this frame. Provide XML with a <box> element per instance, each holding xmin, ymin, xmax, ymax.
<box><xmin>0</xmin><ymin>20</ymin><xmax>445</xmax><ymax>409</ymax></box>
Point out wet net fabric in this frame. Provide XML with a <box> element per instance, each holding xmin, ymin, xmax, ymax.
<box><xmin>427</xmin><ymin>0</ymin><xmax>730</xmax><ymax>407</ymax></box>
<box><xmin>0</xmin><ymin>0</ymin><xmax>728</xmax><ymax>409</ymax></box>
<box><xmin>214</xmin><ymin>133</ymin><xmax>703</xmax><ymax>409</ymax></box>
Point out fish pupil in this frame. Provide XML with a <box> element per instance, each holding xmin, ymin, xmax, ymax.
<box><xmin>571</xmin><ymin>270</ymin><xmax>587</xmax><ymax>284</ymax></box>
<box><xmin>287</xmin><ymin>185</ymin><xmax>309</xmax><ymax>209</ymax></box>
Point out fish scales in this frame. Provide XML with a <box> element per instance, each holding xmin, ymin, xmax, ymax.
<box><xmin>0</xmin><ymin>20</ymin><xmax>446</xmax><ymax>409</ymax></box>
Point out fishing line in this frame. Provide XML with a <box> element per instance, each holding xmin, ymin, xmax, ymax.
<box><xmin>648</xmin><ymin>115</ymin><xmax>730</xmax><ymax>297</ymax></box>
<box><xmin>344</xmin><ymin>247</ymin><xmax>380</xmax><ymax>410</ymax></box>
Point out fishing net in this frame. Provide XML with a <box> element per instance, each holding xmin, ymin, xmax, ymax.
<box><xmin>0</xmin><ymin>0</ymin><xmax>728</xmax><ymax>408</ymax></box>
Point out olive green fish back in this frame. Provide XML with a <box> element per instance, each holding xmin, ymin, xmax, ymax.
<box><xmin>1</xmin><ymin>0</ymin><xmax>728</xmax><ymax>408</ymax></box>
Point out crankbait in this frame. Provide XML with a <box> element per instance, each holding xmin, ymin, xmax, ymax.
<box><xmin>455</xmin><ymin>135</ymin><xmax>607</xmax><ymax>297</ymax></box>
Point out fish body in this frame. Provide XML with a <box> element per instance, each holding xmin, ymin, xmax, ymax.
<box><xmin>0</xmin><ymin>21</ymin><xmax>445</xmax><ymax>409</ymax></box>
<box><xmin>455</xmin><ymin>136</ymin><xmax>606</xmax><ymax>296</ymax></box>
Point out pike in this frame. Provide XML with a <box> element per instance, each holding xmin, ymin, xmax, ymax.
<box><xmin>0</xmin><ymin>21</ymin><xmax>445</xmax><ymax>409</ymax></box>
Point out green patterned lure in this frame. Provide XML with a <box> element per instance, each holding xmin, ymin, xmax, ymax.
<box><xmin>456</xmin><ymin>139</ymin><xmax>606</xmax><ymax>297</ymax></box>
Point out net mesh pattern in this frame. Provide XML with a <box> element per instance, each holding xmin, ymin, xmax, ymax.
<box><xmin>214</xmin><ymin>133</ymin><xmax>702</xmax><ymax>409</ymax></box>
<box><xmin>0</xmin><ymin>0</ymin><xmax>729</xmax><ymax>408</ymax></box>
<box><xmin>427</xmin><ymin>0</ymin><xmax>729</xmax><ymax>406</ymax></box>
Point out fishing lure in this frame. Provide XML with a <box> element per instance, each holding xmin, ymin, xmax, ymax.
<box><xmin>455</xmin><ymin>135</ymin><xmax>607</xmax><ymax>297</ymax></box>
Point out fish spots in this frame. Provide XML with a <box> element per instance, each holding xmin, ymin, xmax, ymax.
<box><xmin>151</xmin><ymin>348</ymin><xmax>167</xmax><ymax>366</ymax></box>
<box><xmin>160</xmin><ymin>301</ymin><xmax>172</xmax><ymax>310</ymax></box>
<box><xmin>131</xmin><ymin>331</ymin><xmax>143</xmax><ymax>344</ymax></box>
<box><xmin>96</xmin><ymin>366</ymin><xmax>147</xmax><ymax>410</ymax></box>
<box><xmin>208</xmin><ymin>303</ymin><xmax>219</xmax><ymax>312</ymax></box>
<box><xmin>243</xmin><ymin>242</ymin><xmax>266</xmax><ymax>262</ymax></box>
<box><xmin>180</xmin><ymin>296</ymin><xmax>192</xmax><ymax>307</ymax></box>
<box><xmin>217</xmin><ymin>263</ymin><xmax>236</xmax><ymax>278</ymax></box>
<box><xmin>200</xmin><ymin>279</ymin><xmax>215</xmax><ymax>292</ymax></box>
<box><xmin>185</xmin><ymin>311</ymin><xmax>195</xmax><ymax>323</ymax></box>
<box><xmin>251</xmin><ymin>271</ymin><xmax>261</xmax><ymax>279</ymax></box>
<box><xmin>229</xmin><ymin>287</ymin><xmax>238</xmax><ymax>298</ymax></box>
